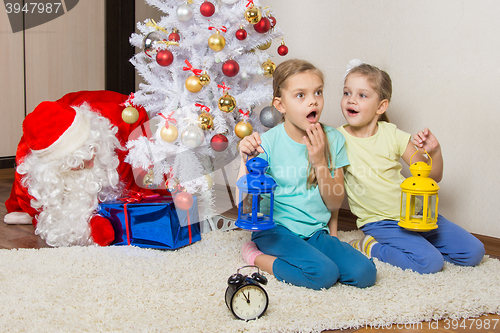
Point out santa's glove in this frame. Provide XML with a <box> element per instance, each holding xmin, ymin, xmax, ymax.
<box><xmin>89</xmin><ymin>215</ymin><xmax>115</xmax><ymax>246</ymax></box>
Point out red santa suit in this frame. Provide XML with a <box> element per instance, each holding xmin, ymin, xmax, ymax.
<box><xmin>4</xmin><ymin>90</ymin><xmax>151</xmax><ymax>246</ymax></box>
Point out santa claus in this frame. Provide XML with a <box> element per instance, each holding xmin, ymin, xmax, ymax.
<box><xmin>4</xmin><ymin>90</ymin><xmax>150</xmax><ymax>247</ymax></box>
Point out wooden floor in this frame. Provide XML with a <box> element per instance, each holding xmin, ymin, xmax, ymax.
<box><xmin>1</xmin><ymin>168</ymin><xmax>499</xmax><ymax>332</ymax></box>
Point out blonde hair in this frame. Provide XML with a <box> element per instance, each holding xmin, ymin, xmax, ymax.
<box><xmin>273</xmin><ymin>59</ymin><xmax>332</xmax><ymax>189</ymax></box>
<box><xmin>346</xmin><ymin>63</ymin><xmax>392</xmax><ymax>122</ymax></box>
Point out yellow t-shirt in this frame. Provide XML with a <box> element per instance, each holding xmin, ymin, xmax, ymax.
<box><xmin>337</xmin><ymin>122</ymin><xmax>412</xmax><ymax>228</ymax></box>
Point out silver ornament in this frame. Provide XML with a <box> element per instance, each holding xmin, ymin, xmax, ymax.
<box><xmin>143</xmin><ymin>31</ymin><xmax>167</xmax><ymax>56</ymax></box>
<box><xmin>181</xmin><ymin>124</ymin><xmax>204</xmax><ymax>148</ymax></box>
<box><xmin>221</xmin><ymin>0</ymin><xmax>239</xmax><ymax>4</ymax></box>
<box><xmin>177</xmin><ymin>3</ymin><xmax>194</xmax><ymax>22</ymax></box>
<box><xmin>260</xmin><ymin>105</ymin><xmax>282</xmax><ymax>128</ymax></box>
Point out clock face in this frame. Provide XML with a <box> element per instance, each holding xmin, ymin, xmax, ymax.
<box><xmin>231</xmin><ymin>284</ymin><xmax>268</xmax><ymax>321</ymax></box>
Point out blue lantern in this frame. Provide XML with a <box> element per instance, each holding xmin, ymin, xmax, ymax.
<box><xmin>236</xmin><ymin>155</ymin><xmax>277</xmax><ymax>231</ymax></box>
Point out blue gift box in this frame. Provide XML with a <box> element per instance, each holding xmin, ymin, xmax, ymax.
<box><xmin>98</xmin><ymin>195</ymin><xmax>201</xmax><ymax>250</ymax></box>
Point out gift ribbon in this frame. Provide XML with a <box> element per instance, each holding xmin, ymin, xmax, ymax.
<box><xmin>119</xmin><ymin>92</ymin><xmax>135</xmax><ymax>107</ymax></box>
<box><xmin>246</xmin><ymin>0</ymin><xmax>254</xmax><ymax>7</ymax></box>
<box><xmin>239</xmin><ymin>109</ymin><xmax>250</xmax><ymax>121</ymax></box>
<box><xmin>183</xmin><ymin>60</ymin><xmax>203</xmax><ymax>76</ymax></box>
<box><xmin>159</xmin><ymin>111</ymin><xmax>177</xmax><ymax>129</ymax></box>
<box><xmin>187</xmin><ymin>209</ymin><xmax>192</xmax><ymax>244</ymax></box>
<box><xmin>146</xmin><ymin>19</ymin><xmax>168</xmax><ymax>34</ymax></box>
<box><xmin>208</xmin><ymin>26</ymin><xmax>227</xmax><ymax>33</ymax></box>
<box><xmin>218</xmin><ymin>82</ymin><xmax>231</xmax><ymax>93</ymax></box>
<box><xmin>195</xmin><ymin>103</ymin><xmax>210</xmax><ymax>113</ymax></box>
<box><xmin>119</xmin><ymin>192</ymin><xmax>160</xmax><ymax>245</ymax></box>
<box><xmin>157</xmin><ymin>40</ymin><xmax>180</xmax><ymax>47</ymax></box>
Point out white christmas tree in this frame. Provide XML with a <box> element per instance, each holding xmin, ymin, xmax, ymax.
<box><xmin>125</xmin><ymin>0</ymin><xmax>287</xmax><ymax>221</ymax></box>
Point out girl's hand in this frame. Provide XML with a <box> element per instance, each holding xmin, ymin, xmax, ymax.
<box><xmin>239</xmin><ymin>132</ymin><xmax>264</xmax><ymax>159</ymax></box>
<box><xmin>412</xmin><ymin>128</ymin><xmax>441</xmax><ymax>155</ymax></box>
<box><xmin>303</xmin><ymin>123</ymin><xmax>327</xmax><ymax>168</ymax></box>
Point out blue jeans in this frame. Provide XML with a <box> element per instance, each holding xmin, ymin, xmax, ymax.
<box><xmin>361</xmin><ymin>215</ymin><xmax>485</xmax><ymax>274</ymax></box>
<box><xmin>252</xmin><ymin>225</ymin><xmax>377</xmax><ymax>290</ymax></box>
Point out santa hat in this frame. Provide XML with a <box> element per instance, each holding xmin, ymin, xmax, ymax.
<box><xmin>23</xmin><ymin>101</ymin><xmax>91</xmax><ymax>161</ymax></box>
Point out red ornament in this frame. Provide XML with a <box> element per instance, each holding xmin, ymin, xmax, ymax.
<box><xmin>277</xmin><ymin>44</ymin><xmax>288</xmax><ymax>56</ymax></box>
<box><xmin>235</xmin><ymin>28</ymin><xmax>247</xmax><ymax>41</ymax></box>
<box><xmin>211</xmin><ymin>134</ymin><xmax>229</xmax><ymax>152</ymax></box>
<box><xmin>200</xmin><ymin>1</ymin><xmax>215</xmax><ymax>17</ymax></box>
<box><xmin>168</xmin><ymin>31</ymin><xmax>180</xmax><ymax>42</ymax></box>
<box><xmin>269</xmin><ymin>16</ymin><xmax>277</xmax><ymax>28</ymax></box>
<box><xmin>156</xmin><ymin>49</ymin><xmax>174</xmax><ymax>66</ymax></box>
<box><xmin>254</xmin><ymin>17</ymin><xmax>271</xmax><ymax>33</ymax></box>
<box><xmin>222</xmin><ymin>59</ymin><xmax>239</xmax><ymax>77</ymax></box>
<box><xmin>174</xmin><ymin>192</ymin><xmax>194</xmax><ymax>210</ymax></box>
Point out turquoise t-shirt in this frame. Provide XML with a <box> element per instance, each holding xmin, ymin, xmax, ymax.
<box><xmin>259</xmin><ymin>123</ymin><xmax>349</xmax><ymax>238</ymax></box>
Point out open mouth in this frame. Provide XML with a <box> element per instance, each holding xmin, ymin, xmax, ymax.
<box><xmin>346</xmin><ymin>108</ymin><xmax>359</xmax><ymax>116</ymax></box>
<box><xmin>307</xmin><ymin>111</ymin><xmax>317</xmax><ymax>122</ymax></box>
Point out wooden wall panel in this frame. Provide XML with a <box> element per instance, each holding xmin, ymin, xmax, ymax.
<box><xmin>0</xmin><ymin>9</ymin><xmax>25</xmax><ymax>157</ymax></box>
<box><xmin>24</xmin><ymin>0</ymin><xmax>105</xmax><ymax>115</ymax></box>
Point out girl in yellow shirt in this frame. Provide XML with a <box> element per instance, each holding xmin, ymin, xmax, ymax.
<box><xmin>339</xmin><ymin>60</ymin><xmax>484</xmax><ymax>274</ymax></box>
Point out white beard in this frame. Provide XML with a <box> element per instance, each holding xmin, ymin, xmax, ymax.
<box><xmin>34</xmin><ymin>166</ymin><xmax>115</xmax><ymax>246</ymax></box>
<box><xmin>18</xmin><ymin>106</ymin><xmax>124</xmax><ymax>247</ymax></box>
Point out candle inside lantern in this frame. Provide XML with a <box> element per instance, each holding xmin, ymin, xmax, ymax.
<box><xmin>399</xmin><ymin>151</ymin><xmax>440</xmax><ymax>232</ymax></box>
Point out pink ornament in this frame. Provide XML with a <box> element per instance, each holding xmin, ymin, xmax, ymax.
<box><xmin>174</xmin><ymin>192</ymin><xmax>194</xmax><ymax>210</ymax></box>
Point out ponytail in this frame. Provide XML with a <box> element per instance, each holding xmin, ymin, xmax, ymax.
<box><xmin>379</xmin><ymin>112</ymin><xmax>390</xmax><ymax>122</ymax></box>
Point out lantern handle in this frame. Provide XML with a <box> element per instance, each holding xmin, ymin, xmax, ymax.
<box><xmin>410</xmin><ymin>149</ymin><xmax>432</xmax><ymax>167</ymax></box>
<box><xmin>245</xmin><ymin>144</ymin><xmax>269</xmax><ymax>161</ymax></box>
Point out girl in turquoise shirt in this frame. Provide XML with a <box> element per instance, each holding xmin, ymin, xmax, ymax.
<box><xmin>238</xmin><ymin>59</ymin><xmax>376</xmax><ymax>290</ymax></box>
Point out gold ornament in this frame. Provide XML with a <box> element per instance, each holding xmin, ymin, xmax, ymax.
<box><xmin>257</xmin><ymin>40</ymin><xmax>272</xmax><ymax>50</ymax></box>
<box><xmin>218</xmin><ymin>93</ymin><xmax>237</xmax><ymax>113</ymax></box>
<box><xmin>245</xmin><ymin>6</ymin><xmax>262</xmax><ymax>24</ymax></box>
<box><xmin>199</xmin><ymin>72</ymin><xmax>211</xmax><ymax>86</ymax></box>
<box><xmin>198</xmin><ymin>112</ymin><xmax>214</xmax><ymax>130</ymax></box>
<box><xmin>261</xmin><ymin>59</ymin><xmax>276</xmax><ymax>78</ymax></box>
<box><xmin>160</xmin><ymin>124</ymin><xmax>178</xmax><ymax>142</ymax></box>
<box><xmin>143</xmin><ymin>169</ymin><xmax>155</xmax><ymax>187</ymax></box>
<box><xmin>235</xmin><ymin>120</ymin><xmax>253</xmax><ymax>139</ymax></box>
<box><xmin>122</xmin><ymin>106</ymin><xmax>140</xmax><ymax>124</ymax></box>
<box><xmin>185</xmin><ymin>75</ymin><xmax>203</xmax><ymax>93</ymax></box>
<box><xmin>208</xmin><ymin>31</ymin><xmax>226</xmax><ymax>52</ymax></box>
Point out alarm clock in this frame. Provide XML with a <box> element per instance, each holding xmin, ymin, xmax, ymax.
<box><xmin>225</xmin><ymin>265</ymin><xmax>269</xmax><ymax>321</ymax></box>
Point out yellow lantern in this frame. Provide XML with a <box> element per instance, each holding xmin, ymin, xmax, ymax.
<box><xmin>399</xmin><ymin>150</ymin><xmax>440</xmax><ymax>232</ymax></box>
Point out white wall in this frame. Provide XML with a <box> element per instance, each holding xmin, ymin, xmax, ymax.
<box><xmin>268</xmin><ymin>0</ymin><xmax>500</xmax><ymax>238</ymax></box>
<box><xmin>136</xmin><ymin>0</ymin><xmax>500</xmax><ymax>238</ymax></box>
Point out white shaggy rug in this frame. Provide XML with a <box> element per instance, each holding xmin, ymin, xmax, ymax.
<box><xmin>1</xmin><ymin>229</ymin><xmax>499</xmax><ymax>333</ymax></box>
